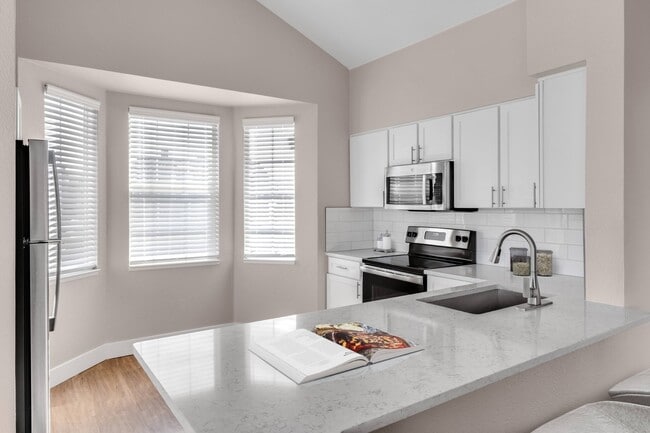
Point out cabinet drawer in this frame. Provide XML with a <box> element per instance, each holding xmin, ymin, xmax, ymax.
<box><xmin>328</xmin><ymin>257</ymin><xmax>361</xmax><ymax>280</ymax></box>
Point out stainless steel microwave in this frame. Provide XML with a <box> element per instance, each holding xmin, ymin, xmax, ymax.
<box><xmin>384</xmin><ymin>161</ymin><xmax>452</xmax><ymax>211</ymax></box>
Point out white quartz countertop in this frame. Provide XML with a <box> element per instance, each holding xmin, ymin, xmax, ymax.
<box><xmin>134</xmin><ymin>281</ymin><xmax>648</xmax><ymax>433</ymax></box>
<box><xmin>326</xmin><ymin>249</ymin><xmax>405</xmax><ymax>262</ymax></box>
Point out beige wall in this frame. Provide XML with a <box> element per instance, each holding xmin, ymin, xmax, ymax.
<box><xmin>17</xmin><ymin>59</ymin><xmax>110</xmax><ymax>366</ymax></box>
<box><xmin>17</xmin><ymin>0</ymin><xmax>350</xmax><ymax>317</ymax></box>
<box><xmin>17</xmin><ymin>56</ymin><xmax>323</xmax><ymax>364</ymax></box>
<box><xmin>105</xmin><ymin>93</ymin><xmax>235</xmax><ymax>342</ymax></box>
<box><xmin>17</xmin><ymin>60</ymin><xmax>238</xmax><ymax>365</ymax></box>
<box><xmin>526</xmin><ymin>0</ymin><xmax>626</xmax><ymax>306</ymax></box>
<box><xmin>0</xmin><ymin>0</ymin><xmax>15</xmax><ymax>428</ymax></box>
<box><xmin>624</xmin><ymin>0</ymin><xmax>650</xmax><ymax>310</ymax></box>
<box><xmin>233</xmin><ymin>104</ymin><xmax>319</xmax><ymax>321</ymax></box>
<box><xmin>349</xmin><ymin>0</ymin><xmax>630</xmax><ymax>308</ymax></box>
<box><xmin>379</xmin><ymin>322</ymin><xmax>650</xmax><ymax>433</ymax></box>
<box><xmin>349</xmin><ymin>1</ymin><xmax>536</xmax><ymax>134</ymax></box>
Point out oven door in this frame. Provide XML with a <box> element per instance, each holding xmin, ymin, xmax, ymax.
<box><xmin>360</xmin><ymin>265</ymin><xmax>425</xmax><ymax>302</ymax></box>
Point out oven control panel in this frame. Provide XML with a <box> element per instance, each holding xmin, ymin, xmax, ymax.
<box><xmin>405</xmin><ymin>226</ymin><xmax>473</xmax><ymax>249</ymax></box>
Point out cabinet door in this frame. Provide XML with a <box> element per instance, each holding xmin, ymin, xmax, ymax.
<box><xmin>499</xmin><ymin>97</ymin><xmax>539</xmax><ymax>208</ymax></box>
<box><xmin>350</xmin><ymin>130</ymin><xmax>388</xmax><ymax>207</ymax></box>
<box><xmin>419</xmin><ymin>115</ymin><xmax>452</xmax><ymax>161</ymax></box>
<box><xmin>326</xmin><ymin>273</ymin><xmax>361</xmax><ymax>309</ymax></box>
<box><xmin>453</xmin><ymin>107</ymin><xmax>500</xmax><ymax>208</ymax></box>
<box><xmin>539</xmin><ymin>68</ymin><xmax>586</xmax><ymax>208</ymax></box>
<box><xmin>388</xmin><ymin>124</ymin><xmax>418</xmax><ymax>166</ymax></box>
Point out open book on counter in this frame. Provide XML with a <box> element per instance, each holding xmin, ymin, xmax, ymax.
<box><xmin>249</xmin><ymin>322</ymin><xmax>423</xmax><ymax>384</ymax></box>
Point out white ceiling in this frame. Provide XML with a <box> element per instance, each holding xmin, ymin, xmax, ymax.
<box><xmin>256</xmin><ymin>0</ymin><xmax>516</xmax><ymax>69</ymax></box>
<box><xmin>22</xmin><ymin>59</ymin><xmax>297</xmax><ymax>107</ymax></box>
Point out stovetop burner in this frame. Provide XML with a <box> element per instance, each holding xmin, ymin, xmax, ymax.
<box><xmin>362</xmin><ymin>254</ymin><xmax>461</xmax><ymax>275</ymax></box>
<box><xmin>361</xmin><ymin>226</ymin><xmax>477</xmax><ymax>276</ymax></box>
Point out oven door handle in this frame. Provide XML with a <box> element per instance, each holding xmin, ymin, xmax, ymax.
<box><xmin>360</xmin><ymin>265</ymin><xmax>424</xmax><ymax>285</ymax></box>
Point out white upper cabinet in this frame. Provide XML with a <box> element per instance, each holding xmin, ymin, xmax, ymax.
<box><xmin>350</xmin><ymin>130</ymin><xmax>388</xmax><ymax>208</ymax></box>
<box><xmin>388</xmin><ymin>123</ymin><xmax>418</xmax><ymax>166</ymax></box>
<box><xmin>499</xmin><ymin>97</ymin><xmax>540</xmax><ymax>208</ymax></box>
<box><xmin>453</xmin><ymin>106</ymin><xmax>500</xmax><ymax>208</ymax></box>
<box><xmin>539</xmin><ymin>68</ymin><xmax>586</xmax><ymax>208</ymax></box>
<box><xmin>419</xmin><ymin>115</ymin><xmax>453</xmax><ymax>162</ymax></box>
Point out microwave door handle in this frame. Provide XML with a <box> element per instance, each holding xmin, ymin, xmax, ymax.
<box><xmin>428</xmin><ymin>177</ymin><xmax>434</xmax><ymax>203</ymax></box>
<box><xmin>422</xmin><ymin>175</ymin><xmax>427</xmax><ymax>205</ymax></box>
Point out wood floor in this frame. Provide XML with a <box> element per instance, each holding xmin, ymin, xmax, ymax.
<box><xmin>51</xmin><ymin>356</ymin><xmax>184</xmax><ymax>433</ymax></box>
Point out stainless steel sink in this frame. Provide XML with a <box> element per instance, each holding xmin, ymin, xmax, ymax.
<box><xmin>418</xmin><ymin>288</ymin><xmax>534</xmax><ymax>314</ymax></box>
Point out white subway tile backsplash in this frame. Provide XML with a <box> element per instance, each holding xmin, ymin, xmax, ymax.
<box><xmin>565</xmin><ymin>230</ymin><xmax>584</xmax><ymax>245</ymax></box>
<box><xmin>554</xmin><ymin>259</ymin><xmax>585</xmax><ymax>278</ymax></box>
<box><xmin>568</xmin><ymin>214</ymin><xmax>584</xmax><ymax>230</ymax></box>
<box><xmin>567</xmin><ymin>245</ymin><xmax>585</xmax><ymax>261</ymax></box>
<box><xmin>544</xmin><ymin>228</ymin><xmax>566</xmax><ymax>244</ymax></box>
<box><xmin>326</xmin><ymin>208</ymin><xmax>374</xmax><ymax>252</ymax></box>
<box><xmin>326</xmin><ymin>207</ymin><xmax>584</xmax><ymax>277</ymax></box>
<box><xmin>523</xmin><ymin>213</ymin><xmax>547</xmax><ymax>228</ymax></box>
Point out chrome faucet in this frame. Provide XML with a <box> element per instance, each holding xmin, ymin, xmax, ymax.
<box><xmin>490</xmin><ymin>229</ymin><xmax>552</xmax><ymax>310</ymax></box>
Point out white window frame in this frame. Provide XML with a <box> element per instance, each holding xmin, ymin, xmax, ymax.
<box><xmin>44</xmin><ymin>84</ymin><xmax>100</xmax><ymax>278</ymax></box>
<box><xmin>128</xmin><ymin>107</ymin><xmax>220</xmax><ymax>269</ymax></box>
<box><xmin>243</xmin><ymin>116</ymin><xmax>296</xmax><ymax>263</ymax></box>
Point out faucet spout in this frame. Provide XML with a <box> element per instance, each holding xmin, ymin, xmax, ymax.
<box><xmin>490</xmin><ymin>229</ymin><xmax>550</xmax><ymax>309</ymax></box>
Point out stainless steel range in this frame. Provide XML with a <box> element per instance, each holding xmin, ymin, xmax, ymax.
<box><xmin>360</xmin><ymin>226</ymin><xmax>476</xmax><ymax>302</ymax></box>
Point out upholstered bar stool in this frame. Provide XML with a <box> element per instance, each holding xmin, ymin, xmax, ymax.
<box><xmin>609</xmin><ymin>368</ymin><xmax>650</xmax><ymax>406</ymax></box>
<box><xmin>532</xmin><ymin>401</ymin><xmax>650</xmax><ymax>433</ymax></box>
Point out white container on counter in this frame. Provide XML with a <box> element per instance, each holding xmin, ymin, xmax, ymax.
<box><xmin>381</xmin><ymin>230</ymin><xmax>392</xmax><ymax>250</ymax></box>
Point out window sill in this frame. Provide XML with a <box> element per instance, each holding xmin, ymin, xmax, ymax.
<box><xmin>129</xmin><ymin>259</ymin><xmax>220</xmax><ymax>271</ymax></box>
<box><xmin>243</xmin><ymin>258</ymin><xmax>296</xmax><ymax>265</ymax></box>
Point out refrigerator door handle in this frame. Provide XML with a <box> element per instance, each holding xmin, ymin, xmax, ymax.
<box><xmin>48</xmin><ymin>150</ymin><xmax>62</xmax><ymax>332</ymax></box>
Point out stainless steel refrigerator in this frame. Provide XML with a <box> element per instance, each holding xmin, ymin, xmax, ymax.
<box><xmin>16</xmin><ymin>139</ymin><xmax>62</xmax><ymax>433</ymax></box>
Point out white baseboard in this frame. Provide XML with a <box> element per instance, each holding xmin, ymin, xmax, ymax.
<box><xmin>50</xmin><ymin>323</ymin><xmax>236</xmax><ymax>388</ymax></box>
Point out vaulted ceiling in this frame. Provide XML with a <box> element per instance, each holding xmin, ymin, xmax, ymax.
<box><xmin>256</xmin><ymin>0</ymin><xmax>516</xmax><ymax>69</ymax></box>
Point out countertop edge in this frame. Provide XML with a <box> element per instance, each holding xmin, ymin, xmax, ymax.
<box><xmin>326</xmin><ymin>249</ymin><xmax>406</xmax><ymax>262</ymax></box>
<box><xmin>132</xmin><ymin>344</ymin><xmax>197</xmax><ymax>433</ymax></box>
<box><xmin>344</xmin><ymin>314</ymin><xmax>650</xmax><ymax>433</ymax></box>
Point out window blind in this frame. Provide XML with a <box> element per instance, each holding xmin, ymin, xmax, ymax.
<box><xmin>44</xmin><ymin>84</ymin><xmax>99</xmax><ymax>276</ymax></box>
<box><xmin>243</xmin><ymin>117</ymin><xmax>295</xmax><ymax>261</ymax></box>
<box><xmin>128</xmin><ymin>107</ymin><xmax>219</xmax><ymax>267</ymax></box>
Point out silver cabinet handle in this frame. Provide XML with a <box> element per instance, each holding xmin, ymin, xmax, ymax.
<box><xmin>420</xmin><ymin>129</ymin><xmax>425</xmax><ymax>162</ymax></box>
<box><xmin>491</xmin><ymin>186</ymin><xmax>496</xmax><ymax>208</ymax></box>
<box><xmin>410</xmin><ymin>147</ymin><xmax>415</xmax><ymax>163</ymax></box>
<box><xmin>356</xmin><ymin>281</ymin><xmax>361</xmax><ymax>299</ymax></box>
<box><xmin>335</xmin><ymin>265</ymin><xmax>348</xmax><ymax>271</ymax></box>
<box><xmin>501</xmin><ymin>186</ymin><xmax>506</xmax><ymax>207</ymax></box>
<box><xmin>48</xmin><ymin>150</ymin><xmax>62</xmax><ymax>332</ymax></box>
<box><xmin>418</xmin><ymin>145</ymin><xmax>423</xmax><ymax>162</ymax></box>
<box><xmin>533</xmin><ymin>182</ymin><xmax>537</xmax><ymax>208</ymax></box>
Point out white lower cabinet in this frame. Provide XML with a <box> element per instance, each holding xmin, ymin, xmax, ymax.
<box><xmin>327</xmin><ymin>273</ymin><xmax>362</xmax><ymax>309</ymax></box>
<box><xmin>327</xmin><ymin>256</ymin><xmax>362</xmax><ymax>309</ymax></box>
<box><xmin>427</xmin><ymin>276</ymin><xmax>469</xmax><ymax>292</ymax></box>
